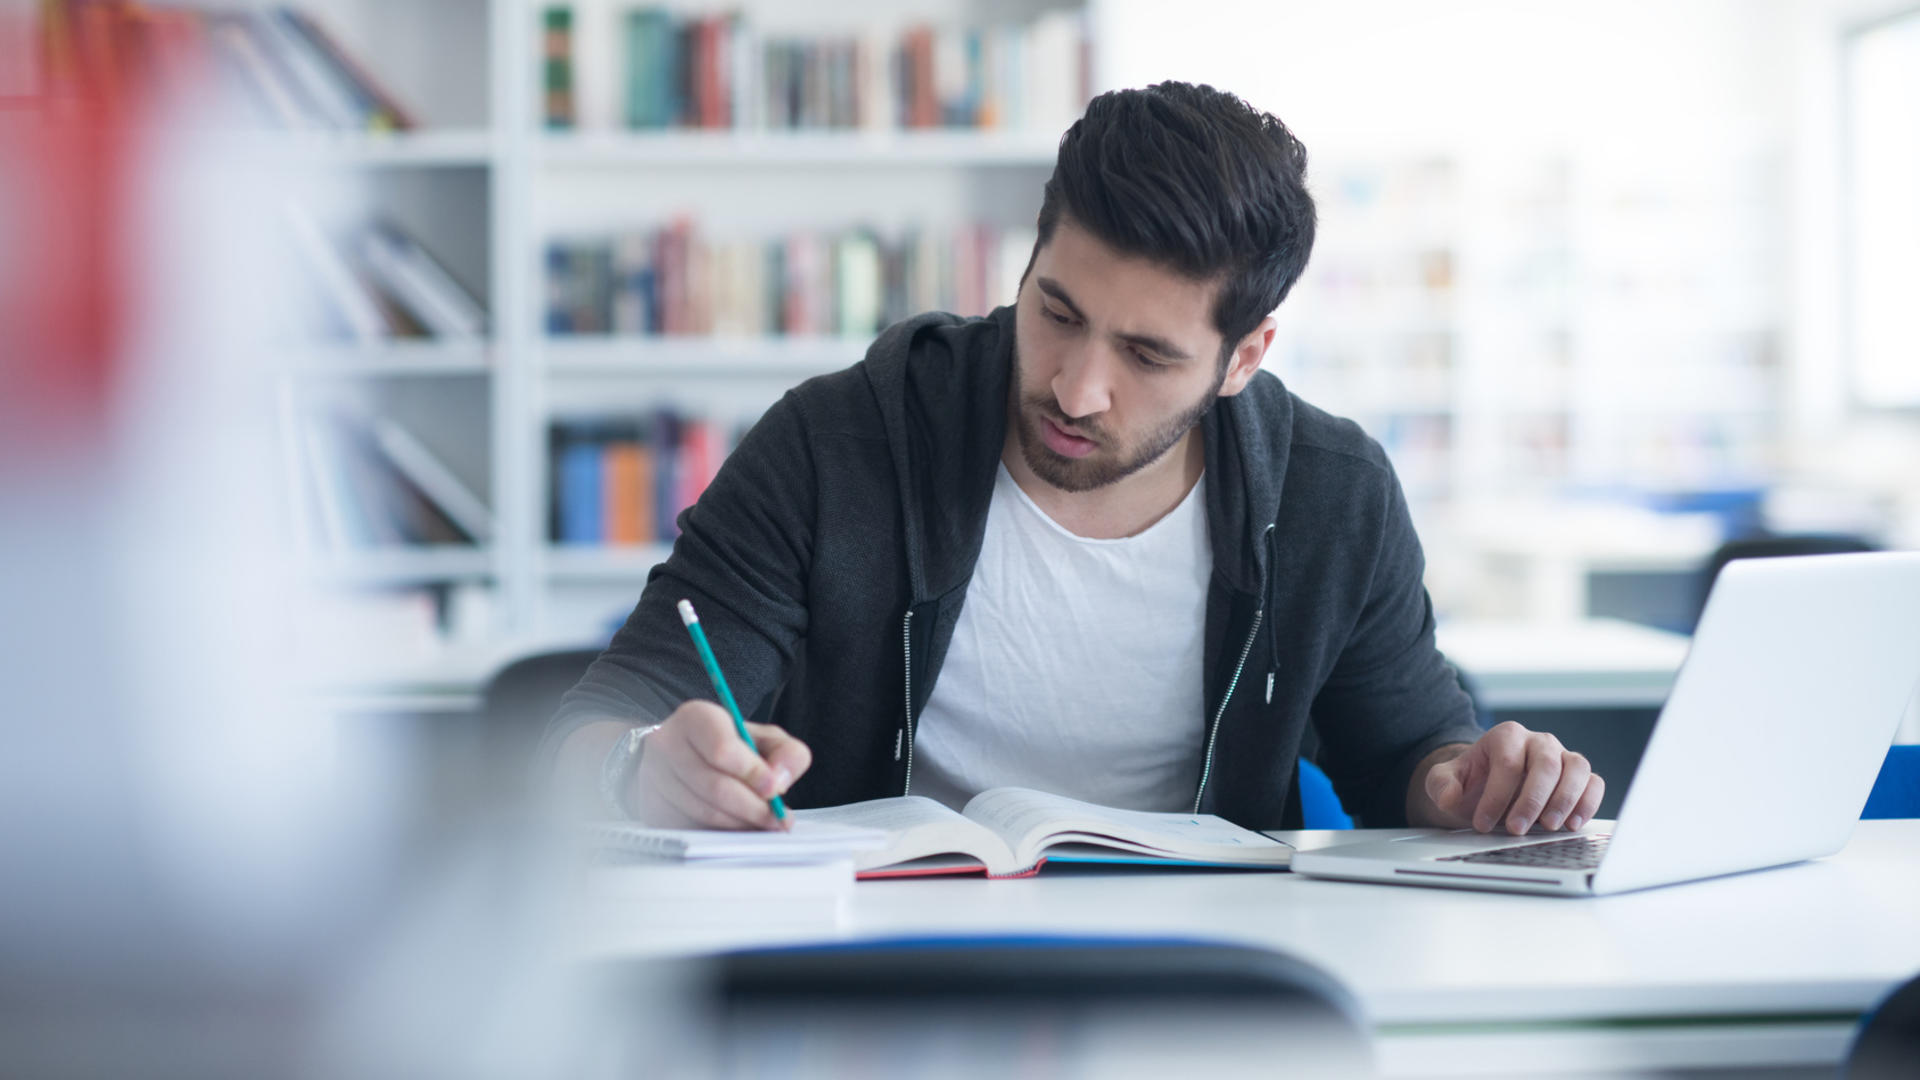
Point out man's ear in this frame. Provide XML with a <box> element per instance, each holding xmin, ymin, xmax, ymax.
<box><xmin>1217</xmin><ymin>315</ymin><xmax>1277</xmax><ymax>397</ymax></box>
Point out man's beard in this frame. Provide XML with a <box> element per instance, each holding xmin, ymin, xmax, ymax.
<box><xmin>1010</xmin><ymin>342</ymin><xmax>1225</xmax><ymax>494</ymax></box>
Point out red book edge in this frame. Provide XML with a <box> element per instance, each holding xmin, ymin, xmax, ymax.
<box><xmin>856</xmin><ymin>856</ymin><xmax>1048</xmax><ymax>880</ymax></box>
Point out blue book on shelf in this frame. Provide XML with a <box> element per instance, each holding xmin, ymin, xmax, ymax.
<box><xmin>546</xmin><ymin>242</ymin><xmax>574</xmax><ymax>335</ymax></box>
<box><xmin>558</xmin><ymin>437</ymin><xmax>605</xmax><ymax>544</ymax></box>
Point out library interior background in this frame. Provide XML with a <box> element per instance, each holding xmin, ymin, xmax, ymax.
<box><xmin>2</xmin><ymin>0</ymin><xmax>1919</xmax><ymax>1065</ymax></box>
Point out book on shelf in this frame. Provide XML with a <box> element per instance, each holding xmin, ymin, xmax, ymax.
<box><xmin>546</xmin><ymin>220</ymin><xmax>1036</xmax><ymax>337</ymax></box>
<box><xmin>369</xmin><ymin>415</ymin><xmax>495</xmax><ymax>543</ymax></box>
<box><xmin>282</xmin><ymin>206</ymin><xmax>487</xmax><ymax>343</ymax></box>
<box><xmin>282</xmin><ymin>202</ymin><xmax>389</xmax><ymax>344</ymax></box>
<box><xmin>355</xmin><ymin>222</ymin><xmax>487</xmax><ymax>340</ymax></box>
<box><xmin>545</xmin><ymin>5</ymin><xmax>1083</xmax><ymax>133</ymax></box>
<box><xmin>791</xmin><ymin>788</ymin><xmax>1295</xmax><ymax>879</ymax></box>
<box><xmin>291</xmin><ymin>410</ymin><xmax>491</xmax><ymax>550</ymax></box>
<box><xmin>550</xmin><ymin>413</ymin><xmax>737</xmax><ymax>547</ymax></box>
<box><xmin>543</xmin><ymin>6</ymin><xmax>574</xmax><ymax>129</ymax></box>
<box><xmin>39</xmin><ymin>3</ymin><xmax>416</xmax><ymax>131</ymax></box>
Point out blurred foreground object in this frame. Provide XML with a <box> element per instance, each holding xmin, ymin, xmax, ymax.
<box><xmin>0</xmin><ymin>8</ymin><xmax>636</xmax><ymax>1078</ymax></box>
<box><xmin>712</xmin><ymin>936</ymin><xmax>1370</xmax><ymax>1079</ymax></box>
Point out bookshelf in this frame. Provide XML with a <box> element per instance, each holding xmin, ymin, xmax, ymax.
<box><xmin>110</xmin><ymin>0</ymin><xmax>1092</xmax><ymax>688</ymax></box>
<box><xmin>520</xmin><ymin>0</ymin><xmax>1089</xmax><ymax>643</ymax></box>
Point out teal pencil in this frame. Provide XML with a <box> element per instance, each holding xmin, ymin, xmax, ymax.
<box><xmin>677</xmin><ymin>599</ymin><xmax>790</xmax><ymax>823</ymax></box>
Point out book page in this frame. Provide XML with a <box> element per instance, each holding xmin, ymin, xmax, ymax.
<box><xmin>961</xmin><ymin>788</ymin><xmax>1292</xmax><ymax>868</ymax></box>
<box><xmin>791</xmin><ymin>796</ymin><xmax>1016</xmax><ymax>873</ymax></box>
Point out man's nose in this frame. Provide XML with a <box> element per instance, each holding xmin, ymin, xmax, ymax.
<box><xmin>1051</xmin><ymin>341</ymin><xmax>1117</xmax><ymax>420</ymax></box>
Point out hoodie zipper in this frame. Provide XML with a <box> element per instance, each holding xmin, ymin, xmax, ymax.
<box><xmin>1192</xmin><ymin>524</ymin><xmax>1275</xmax><ymax>814</ymax></box>
<box><xmin>900</xmin><ymin>608</ymin><xmax>916</xmax><ymax>794</ymax></box>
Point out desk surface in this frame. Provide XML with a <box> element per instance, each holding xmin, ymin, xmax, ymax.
<box><xmin>1435</xmin><ymin>617</ymin><xmax>1689</xmax><ymax>710</ymax></box>
<box><xmin>584</xmin><ymin>820</ymin><xmax>1920</xmax><ymax>1075</ymax></box>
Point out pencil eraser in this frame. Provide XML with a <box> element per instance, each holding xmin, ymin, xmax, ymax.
<box><xmin>676</xmin><ymin>599</ymin><xmax>698</xmax><ymax>626</ymax></box>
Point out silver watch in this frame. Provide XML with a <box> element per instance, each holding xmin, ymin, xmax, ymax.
<box><xmin>599</xmin><ymin>723</ymin><xmax>663</xmax><ymax>819</ymax></box>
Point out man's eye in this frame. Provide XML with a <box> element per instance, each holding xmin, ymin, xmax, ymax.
<box><xmin>1042</xmin><ymin>306</ymin><xmax>1074</xmax><ymax>325</ymax></box>
<box><xmin>1132</xmin><ymin>351</ymin><xmax>1165</xmax><ymax>370</ymax></box>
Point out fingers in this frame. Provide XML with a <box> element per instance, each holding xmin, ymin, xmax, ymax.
<box><xmin>1470</xmin><ymin>723</ymin><xmax>1530</xmax><ymax>833</ymax></box>
<box><xmin>1502</xmin><ymin>738</ymin><xmax>1565</xmax><ymax>835</ymax></box>
<box><xmin>1567</xmin><ymin>773</ymin><xmax>1605</xmax><ymax>832</ymax></box>
<box><xmin>631</xmin><ymin>701</ymin><xmax>806</xmax><ymax>831</ymax></box>
<box><xmin>682</xmin><ymin>706</ymin><xmax>786</xmax><ymax>800</ymax></box>
<box><xmin>1455</xmin><ymin>722</ymin><xmax>1606</xmax><ymax>834</ymax></box>
<box><xmin>648</xmin><ymin>758</ymin><xmax>767</xmax><ymax>831</ymax></box>
<box><xmin>748</xmin><ymin>721</ymin><xmax>813</xmax><ymax>795</ymax></box>
<box><xmin>1538</xmin><ymin>753</ymin><xmax>1592</xmax><ymax>831</ymax></box>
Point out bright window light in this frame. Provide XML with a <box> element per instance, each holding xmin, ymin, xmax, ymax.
<box><xmin>1846</xmin><ymin>10</ymin><xmax>1920</xmax><ymax>407</ymax></box>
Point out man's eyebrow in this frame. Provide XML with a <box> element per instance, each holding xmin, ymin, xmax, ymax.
<box><xmin>1035</xmin><ymin>276</ymin><xmax>1195</xmax><ymax>363</ymax></box>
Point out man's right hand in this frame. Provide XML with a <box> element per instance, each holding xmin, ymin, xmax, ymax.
<box><xmin>630</xmin><ymin>700</ymin><xmax>812</xmax><ymax>830</ymax></box>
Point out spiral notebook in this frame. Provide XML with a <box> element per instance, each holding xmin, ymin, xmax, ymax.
<box><xmin>586</xmin><ymin>819</ymin><xmax>890</xmax><ymax>863</ymax></box>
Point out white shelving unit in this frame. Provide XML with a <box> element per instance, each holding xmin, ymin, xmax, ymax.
<box><xmin>535</xmin><ymin>129</ymin><xmax>1062</xmax><ymax>166</ymax></box>
<box><xmin>270</xmin><ymin>0</ymin><xmax>1087</xmax><ymax>695</ymax></box>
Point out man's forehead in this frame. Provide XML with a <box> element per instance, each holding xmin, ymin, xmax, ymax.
<box><xmin>1032</xmin><ymin>239</ymin><xmax>1219</xmax><ymax>359</ymax></box>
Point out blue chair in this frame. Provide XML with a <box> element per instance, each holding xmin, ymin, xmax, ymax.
<box><xmin>1862</xmin><ymin>745</ymin><xmax>1920</xmax><ymax>819</ymax></box>
<box><xmin>1845</xmin><ymin>969</ymin><xmax>1920</xmax><ymax>1078</ymax></box>
<box><xmin>1298</xmin><ymin>758</ymin><xmax>1354</xmax><ymax>830</ymax></box>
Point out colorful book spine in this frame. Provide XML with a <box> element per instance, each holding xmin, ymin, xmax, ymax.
<box><xmin>602</xmin><ymin>435</ymin><xmax>654</xmax><ymax>545</ymax></box>
<box><xmin>544</xmin><ymin>221</ymin><xmax>1036</xmax><ymax>338</ymax></box>
<box><xmin>557</xmin><ymin>435</ymin><xmax>605</xmax><ymax>545</ymax></box>
<box><xmin>543</xmin><ymin>6</ymin><xmax>574</xmax><ymax>130</ymax></box>
<box><xmin>602</xmin><ymin>13</ymin><xmax>1085</xmax><ymax>133</ymax></box>
<box><xmin>551</xmin><ymin>413</ymin><xmax>739</xmax><ymax>545</ymax></box>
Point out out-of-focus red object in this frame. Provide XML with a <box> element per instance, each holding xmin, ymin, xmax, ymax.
<box><xmin>1</xmin><ymin>5</ymin><xmax>136</xmax><ymax>454</ymax></box>
<box><xmin>1</xmin><ymin>2</ymin><xmax>212</xmax><ymax>458</ymax></box>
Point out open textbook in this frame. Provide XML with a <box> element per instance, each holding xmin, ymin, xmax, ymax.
<box><xmin>791</xmin><ymin>787</ymin><xmax>1294</xmax><ymax>879</ymax></box>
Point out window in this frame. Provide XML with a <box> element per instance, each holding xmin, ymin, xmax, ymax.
<box><xmin>1845</xmin><ymin>8</ymin><xmax>1920</xmax><ymax>407</ymax></box>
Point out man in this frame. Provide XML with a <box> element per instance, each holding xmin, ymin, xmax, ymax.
<box><xmin>545</xmin><ymin>82</ymin><xmax>1604</xmax><ymax>838</ymax></box>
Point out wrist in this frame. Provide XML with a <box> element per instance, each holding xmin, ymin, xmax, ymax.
<box><xmin>598</xmin><ymin>722</ymin><xmax>664</xmax><ymax>819</ymax></box>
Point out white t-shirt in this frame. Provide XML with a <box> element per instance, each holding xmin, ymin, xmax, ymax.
<box><xmin>910</xmin><ymin>462</ymin><xmax>1212</xmax><ymax>812</ymax></box>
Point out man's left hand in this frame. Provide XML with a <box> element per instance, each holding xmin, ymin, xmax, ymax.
<box><xmin>1419</xmin><ymin>722</ymin><xmax>1605</xmax><ymax>834</ymax></box>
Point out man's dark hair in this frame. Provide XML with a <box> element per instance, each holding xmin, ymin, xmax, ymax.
<box><xmin>1030</xmin><ymin>81</ymin><xmax>1317</xmax><ymax>366</ymax></box>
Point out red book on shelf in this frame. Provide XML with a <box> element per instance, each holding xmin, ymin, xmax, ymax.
<box><xmin>904</xmin><ymin>25</ymin><xmax>936</xmax><ymax>128</ymax></box>
<box><xmin>658</xmin><ymin>221</ymin><xmax>686</xmax><ymax>335</ymax></box>
<box><xmin>698</xmin><ymin>17</ymin><xmax>724</xmax><ymax>129</ymax></box>
<box><xmin>675</xmin><ymin>417</ymin><xmax>723</xmax><ymax>513</ymax></box>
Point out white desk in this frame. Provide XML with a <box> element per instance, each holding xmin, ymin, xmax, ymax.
<box><xmin>1434</xmin><ymin>618</ymin><xmax>1690</xmax><ymax>711</ymax></box>
<box><xmin>585</xmin><ymin>820</ymin><xmax>1920</xmax><ymax>1077</ymax></box>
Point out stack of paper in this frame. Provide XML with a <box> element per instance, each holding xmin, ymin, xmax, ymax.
<box><xmin>575</xmin><ymin>823</ymin><xmax>886</xmax><ymax>956</ymax></box>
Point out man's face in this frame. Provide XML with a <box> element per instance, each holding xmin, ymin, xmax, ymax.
<box><xmin>1010</xmin><ymin>216</ymin><xmax>1233</xmax><ymax>494</ymax></box>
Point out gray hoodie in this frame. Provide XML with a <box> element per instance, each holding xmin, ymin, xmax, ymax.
<box><xmin>545</xmin><ymin>305</ymin><xmax>1482</xmax><ymax>829</ymax></box>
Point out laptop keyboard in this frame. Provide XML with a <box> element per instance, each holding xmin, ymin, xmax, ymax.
<box><xmin>1437</xmin><ymin>833</ymin><xmax>1612</xmax><ymax>870</ymax></box>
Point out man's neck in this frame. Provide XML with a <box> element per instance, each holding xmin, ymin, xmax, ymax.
<box><xmin>1001</xmin><ymin>427</ymin><xmax>1205</xmax><ymax>540</ymax></box>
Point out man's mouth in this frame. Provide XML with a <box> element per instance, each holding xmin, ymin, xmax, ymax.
<box><xmin>1039</xmin><ymin>415</ymin><xmax>1099</xmax><ymax>459</ymax></box>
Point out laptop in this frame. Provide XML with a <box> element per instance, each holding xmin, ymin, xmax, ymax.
<box><xmin>1290</xmin><ymin>552</ymin><xmax>1920</xmax><ymax>897</ymax></box>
